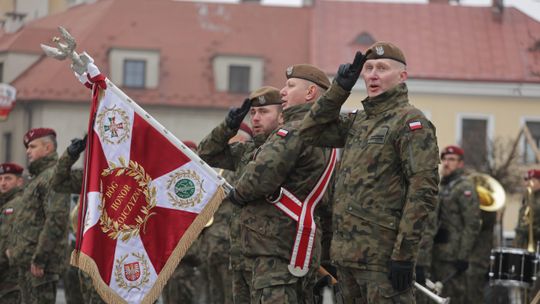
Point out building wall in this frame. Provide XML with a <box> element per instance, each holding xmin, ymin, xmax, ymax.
<box><xmin>0</xmin><ymin>52</ymin><xmax>41</xmax><ymax>83</ymax></box>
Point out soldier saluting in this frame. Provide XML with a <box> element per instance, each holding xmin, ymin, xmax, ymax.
<box><xmin>301</xmin><ymin>42</ymin><xmax>440</xmax><ymax>303</ymax></box>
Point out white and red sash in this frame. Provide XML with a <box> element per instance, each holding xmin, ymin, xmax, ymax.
<box><xmin>269</xmin><ymin>148</ymin><xmax>337</xmax><ymax>277</ymax></box>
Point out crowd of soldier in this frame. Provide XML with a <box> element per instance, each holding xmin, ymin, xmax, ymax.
<box><xmin>1</xmin><ymin>40</ymin><xmax>540</xmax><ymax>304</ymax></box>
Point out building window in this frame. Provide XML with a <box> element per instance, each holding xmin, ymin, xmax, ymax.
<box><xmin>3</xmin><ymin>132</ymin><xmax>11</xmax><ymax>162</ymax></box>
<box><xmin>461</xmin><ymin>118</ymin><xmax>488</xmax><ymax>169</ymax></box>
<box><xmin>123</xmin><ymin>59</ymin><xmax>146</xmax><ymax>88</ymax></box>
<box><xmin>0</xmin><ymin>62</ymin><xmax>3</xmax><ymax>83</ymax></box>
<box><xmin>228</xmin><ymin>65</ymin><xmax>250</xmax><ymax>93</ymax></box>
<box><xmin>524</xmin><ymin>121</ymin><xmax>540</xmax><ymax>164</ymax></box>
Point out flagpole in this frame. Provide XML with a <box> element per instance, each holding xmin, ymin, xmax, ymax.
<box><xmin>104</xmin><ymin>79</ymin><xmax>233</xmax><ymax>194</ymax></box>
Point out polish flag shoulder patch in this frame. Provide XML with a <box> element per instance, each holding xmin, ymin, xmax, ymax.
<box><xmin>408</xmin><ymin>120</ymin><xmax>423</xmax><ymax>131</ymax></box>
<box><xmin>464</xmin><ymin>190</ymin><xmax>472</xmax><ymax>197</ymax></box>
<box><xmin>4</xmin><ymin>208</ymin><xmax>13</xmax><ymax>215</ymax></box>
<box><xmin>277</xmin><ymin>128</ymin><xmax>289</xmax><ymax>138</ymax></box>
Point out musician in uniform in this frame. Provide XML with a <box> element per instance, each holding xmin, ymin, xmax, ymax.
<box><xmin>432</xmin><ymin>145</ymin><xmax>481</xmax><ymax>304</ymax></box>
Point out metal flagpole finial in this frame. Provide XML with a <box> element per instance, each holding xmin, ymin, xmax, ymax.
<box><xmin>40</xmin><ymin>26</ymin><xmax>91</xmax><ymax>75</ymax></box>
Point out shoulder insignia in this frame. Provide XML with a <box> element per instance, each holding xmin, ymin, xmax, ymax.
<box><xmin>277</xmin><ymin>129</ymin><xmax>289</xmax><ymax>138</ymax></box>
<box><xmin>4</xmin><ymin>208</ymin><xmax>13</xmax><ymax>215</ymax></box>
<box><xmin>464</xmin><ymin>190</ymin><xmax>472</xmax><ymax>197</ymax></box>
<box><xmin>408</xmin><ymin>120</ymin><xmax>423</xmax><ymax>131</ymax></box>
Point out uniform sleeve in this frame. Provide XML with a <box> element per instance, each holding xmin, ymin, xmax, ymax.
<box><xmin>197</xmin><ymin>120</ymin><xmax>245</xmax><ymax>171</ymax></box>
<box><xmin>52</xmin><ymin>150</ymin><xmax>83</xmax><ymax>194</ymax></box>
<box><xmin>234</xmin><ymin>129</ymin><xmax>302</xmax><ymax>202</ymax></box>
<box><xmin>415</xmin><ymin>201</ymin><xmax>439</xmax><ymax>270</ymax></box>
<box><xmin>300</xmin><ymin>81</ymin><xmax>353</xmax><ymax>148</ymax></box>
<box><xmin>32</xmin><ymin>184</ymin><xmax>70</xmax><ymax>268</ymax></box>
<box><xmin>456</xmin><ymin>183</ymin><xmax>481</xmax><ymax>261</ymax></box>
<box><xmin>391</xmin><ymin>115</ymin><xmax>440</xmax><ymax>262</ymax></box>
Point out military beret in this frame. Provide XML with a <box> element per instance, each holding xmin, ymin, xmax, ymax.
<box><xmin>441</xmin><ymin>145</ymin><xmax>464</xmax><ymax>159</ymax></box>
<box><xmin>285</xmin><ymin>64</ymin><xmax>331</xmax><ymax>90</ymax></box>
<box><xmin>0</xmin><ymin>162</ymin><xmax>23</xmax><ymax>175</ymax></box>
<box><xmin>239</xmin><ymin>122</ymin><xmax>253</xmax><ymax>138</ymax></box>
<box><xmin>23</xmin><ymin>128</ymin><xmax>56</xmax><ymax>148</ymax></box>
<box><xmin>249</xmin><ymin>86</ymin><xmax>281</xmax><ymax>107</ymax></box>
<box><xmin>183</xmin><ymin>140</ymin><xmax>198</xmax><ymax>151</ymax></box>
<box><xmin>364</xmin><ymin>41</ymin><xmax>407</xmax><ymax>65</ymax></box>
<box><xmin>526</xmin><ymin>169</ymin><xmax>540</xmax><ymax>180</ymax></box>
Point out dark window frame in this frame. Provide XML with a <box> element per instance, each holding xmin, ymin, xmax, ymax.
<box><xmin>123</xmin><ymin>59</ymin><xmax>146</xmax><ymax>89</ymax></box>
<box><xmin>228</xmin><ymin>65</ymin><xmax>251</xmax><ymax>94</ymax></box>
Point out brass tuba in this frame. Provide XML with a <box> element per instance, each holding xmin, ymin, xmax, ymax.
<box><xmin>468</xmin><ymin>173</ymin><xmax>506</xmax><ymax>212</ymax></box>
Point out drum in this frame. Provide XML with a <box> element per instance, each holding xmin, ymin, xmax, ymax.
<box><xmin>489</xmin><ymin>247</ymin><xmax>538</xmax><ymax>288</ymax></box>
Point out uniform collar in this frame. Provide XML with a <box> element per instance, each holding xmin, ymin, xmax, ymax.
<box><xmin>362</xmin><ymin>83</ymin><xmax>409</xmax><ymax>117</ymax></box>
<box><xmin>28</xmin><ymin>152</ymin><xmax>58</xmax><ymax>176</ymax></box>
<box><xmin>0</xmin><ymin>186</ymin><xmax>22</xmax><ymax>206</ymax></box>
<box><xmin>282</xmin><ymin>103</ymin><xmax>312</xmax><ymax>123</ymax></box>
<box><xmin>253</xmin><ymin>133</ymin><xmax>269</xmax><ymax>146</ymax></box>
<box><xmin>441</xmin><ymin>168</ymin><xmax>465</xmax><ymax>185</ymax></box>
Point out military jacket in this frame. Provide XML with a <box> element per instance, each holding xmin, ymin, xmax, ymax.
<box><xmin>432</xmin><ymin>169</ymin><xmax>481</xmax><ymax>262</ymax></box>
<box><xmin>197</xmin><ymin>120</ymin><xmax>268</xmax><ymax>270</ymax></box>
<box><xmin>233</xmin><ymin>103</ymin><xmax>330</xmax><ymax>263</ymax></box>
<box><xmin>301</xmin><ymin>82</ymin><xmax>440</xmax><ymax>270</ymax></box>
<box><xmin>0</xmin><ymin>187</ymin><xmax>22</xmax><ymax>294</ymax></box>
<box><xmin>515</xmin><ymin>190</ymin><xmax>540</xmax><ymax>249</ymax></box>
<box><xmin>52</xmin><ymin>150</ymin><xmax>83</xmax><ymax>194</ymax></box>
<box><xmin>10</xmin><ymin>153</ymin><xmax>70</xmax><ymax>274</ymax></box>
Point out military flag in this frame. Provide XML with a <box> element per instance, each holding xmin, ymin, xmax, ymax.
<box><xmin>70</xmin><ymin>62</ymin><xmax>227</xmax><ymax>304</ymax></box>
<box><xmin>0</xmin><ymin>83</ymin><xmax>16</xmax><ymax>121</ymax></box>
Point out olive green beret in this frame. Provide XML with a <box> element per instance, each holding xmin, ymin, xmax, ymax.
<box><xmin>364</xmin><ymin>41</ymin><xmax>406</xmax><ymax>65</ymax></box>
<box><xmin>249</xmin><ymin>86</ymin><xmax>281</xmax><ymax>107</ymax></box>
<box><xmin>285</xmin><ymin>64</ymin><xmax>330</xmax><ymax>90</ymax></box>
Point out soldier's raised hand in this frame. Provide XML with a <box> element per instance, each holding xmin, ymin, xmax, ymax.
<box><xmin>67</xmin><ymin>134</ymin><xmax>87</xmax><ymax>158</ymax></box>
<box><xmin>225</xmin><ymin>98</ymin><xmax>251</xmax><ymax>129</ymax></box>
<box><xmin>335</xmin><ymin>51</ymin><xmax>366</xmax><ymax>92</ymax></box>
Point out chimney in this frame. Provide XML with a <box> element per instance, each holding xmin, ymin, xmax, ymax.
<box><xmin>492</xmin><ymin>0</ymin><xmax>504</xmax><ymax>21</ymax></box>
<box><xmin>3</xmin><ymin>12</ymin><xmax>26</xmax><ymax>33</ymax></box>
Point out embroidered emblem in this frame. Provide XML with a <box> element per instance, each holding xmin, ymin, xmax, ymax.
<box><xmin>258</xmin><ymin>95</ymin><xmax>266</xmax><ymax>105</ymax></box>
<box><xmin>464</xmin><ymin>190</ymin><xmax>472</xmax><ymax>197</ymax></box>
<box><xmin>277</xmin><ymin>129</ymin><xmax>289</xmax><ymax>137</ymax></box>
<box><xmin>99</xmin><ymin>157</ymin><xmax>157</xmax><ymax>241</ymax></box>
<box><xmin>97</xmin><ymin>105</ymin><xmax>131</xmax><ymax>145</ymax></box>
<box><xmin>167</xmin><ymin>170</ymin><xmax>206</xmax><ymax>208</ymax></box>
<box><xmin>408</xmin><ymin>121</ymin><xmax>423</xmax><ymax>131</ymax></box>
<box><xmin>114</xmin><ymin>252</ymin><xmax>151</xmax><ymax>291</ymax></box>
<box><xmin>375</xmin><ymin>45</ymin><xmax>384</xmax><ymax>56</ymax></box>
<box><xmin>286</xmin><ymin>66</ymin><xmax>293</xmax><ymax>76</ymax></box>
<box><xmin>4</xmin><ymin>208</ymin><xmax>13</xmax><ymax>215</ymax></box>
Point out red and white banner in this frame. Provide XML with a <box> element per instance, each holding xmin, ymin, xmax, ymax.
<box><xmin>0</xmin><ymin>83</ymin><xmax>16</xmax><ymax>121</ymax></box>
<box><xmin>71</xmin><ymin>75</ymin><xmax>227</xmax><ymax>304</ymax></box>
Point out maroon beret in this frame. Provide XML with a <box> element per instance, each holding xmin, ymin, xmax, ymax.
<box><xmin>23</xmin><ymin>128</ymin><xmax>56</xmax><ymax>148</ymax></box>
<box><xmin>239</xmin><ymin>122</ymin><xmax>253</xmax><ymax>138</ymax></box>
<box><xmin>441</xmin><ymin>145</ymin><xmax>464</xmax><ymax>159</ymax></box>
<box><xmin>526</xmin><ymin>169</ymin><xmax>540</xmax><ymax>180</ymax></box>
<box><xmin>183</xmin><ymin>140</ymin><xmax>198</xmax><ymax>151</ymax></box>
<box><xmin>0</xmin><ymin>162</ymin><xmax>23</xmax><ymax>175</ymax></box>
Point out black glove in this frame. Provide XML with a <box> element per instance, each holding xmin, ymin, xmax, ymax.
<box><xmin>67</xmin><ymin>134</ymin><xmax>87</xmax><ymax>158</ymax></box>
<box><xmin>415</xmin><ymin>265</ymin><xmax>426</xmax><ymax>285</ymax></box>
<box><xmin>225</xmin><ymin>98</ymin><xmax>251</xmax><ymax>129</ymax></box>
<box><xmin>334</xmin><ymin>51</ymin><xmax>366</xmax><ymax>91</ymax></box>
<box><xmin>388</xmin><ymin>260</ymin><xmax>414</xmax><ymax>292</ymax></box>
<box><xmin>453</xmin><ymin>260</ymin><xmax>469</xmax><ymax>274</ymax></box>
<box><xmin>227</xmin><ymin>189</ymin><xmax>246</xmax><ymax>208</ymax></box>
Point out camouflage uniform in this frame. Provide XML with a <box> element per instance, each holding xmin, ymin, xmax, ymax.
<box><xmin>52</xmin><ymin>150</ymin><xmax>105</xmax><ymax>304</ymax></box>
<box><xmin>301</xmin><ymin>82</ymin><xmax>440</xmax><ymax>303</ymax></box>
<box><xmin>432</xmin><ymin>168</ymin><xmax>481</xmax><ymax>304</ymax></box>
<box><xmin>0</xmin><ymin>187</ymin><xmax>22</xmax><ymax>303</ymax></box>
<box><xmin>9</xmin><ymin>152</ymin><xmax>70</xmax><ymax>304</ymax></box>
<box><xmin>231</xmin><ymin>103</ymin><xmax>331</xmax><ymax>304</ymax></box>
<box><xmin>466</xmin><ymin>209</ymin><xmax>496</xmax><ymax>304</ymax></box>
<box><xmin>199</xmin><ymin>169</ymin><xmax>235</xmax><ymax>304</ymax></box>
<box><xmin>415</xmin><ymin>202</ymin><xmax>439</xmax><ymax>304</ymax></box>
<box><xmin>197</xmin><ymin>120</ymin><xmax>269</xmax><ymax>304</ymax></box>
<box><xmin>162</xmin><ymin>244</ymin><xmax>204</xmax><ymax>304</ymax></box>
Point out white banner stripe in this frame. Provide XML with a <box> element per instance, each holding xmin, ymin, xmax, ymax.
<box><xmin>151</xmin><ymin>161</ymin><xmax>220</xmax><ymax>214</ymax></box>
<box><xmin>93</xmin><ymin>89</ymin><xmax>134</xmax><ymax>167</ymax></box>
<box><xmin>84</xmin><ymin>191</ymin><xmax>102</xmax><ymax>235</ymax></box>
<box><xmin>109</xmin><ymin>235</ymin><xmax>158</xmax><ymax>304</ymax></box>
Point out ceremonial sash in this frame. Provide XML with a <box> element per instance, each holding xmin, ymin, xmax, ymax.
<box><xmin>269</xmin><ymin>148</ymin><xmax>337</xmax><ymax>277</ymax></box>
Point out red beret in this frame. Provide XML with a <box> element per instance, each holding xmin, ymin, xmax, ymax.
<box><xmin>239</xmin><ymin>122</ymin><xmax>253</xmax><ymax>138</ymax></box>
<box><xmin>526</xmin><ymin>169</ymin><xmax>540</xmax><ymax>180</ymax></box>
<box><xmin>183</xmin><ymin>140</ymin><xmax>198</xmax><ymax>151</ymax></box>
<box><xmin>24</xmin><ymin>128</ymin><xmax>56</xmax><ymax>148</ymax></box>
<box><xmin>441</xmin><ymin>145</ymin><xmax>464</xmax><ymax>158</ymax></box>
<box><xmin>0</xmin><ymin>163</ymin><xmax>23</xmax><ymax>175</ymax></box>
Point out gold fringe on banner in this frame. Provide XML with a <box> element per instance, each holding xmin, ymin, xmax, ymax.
<box><xmin>71</xmin><ymin>185</ymin><xmax>226</xmax><ymax>304</ymax></box>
